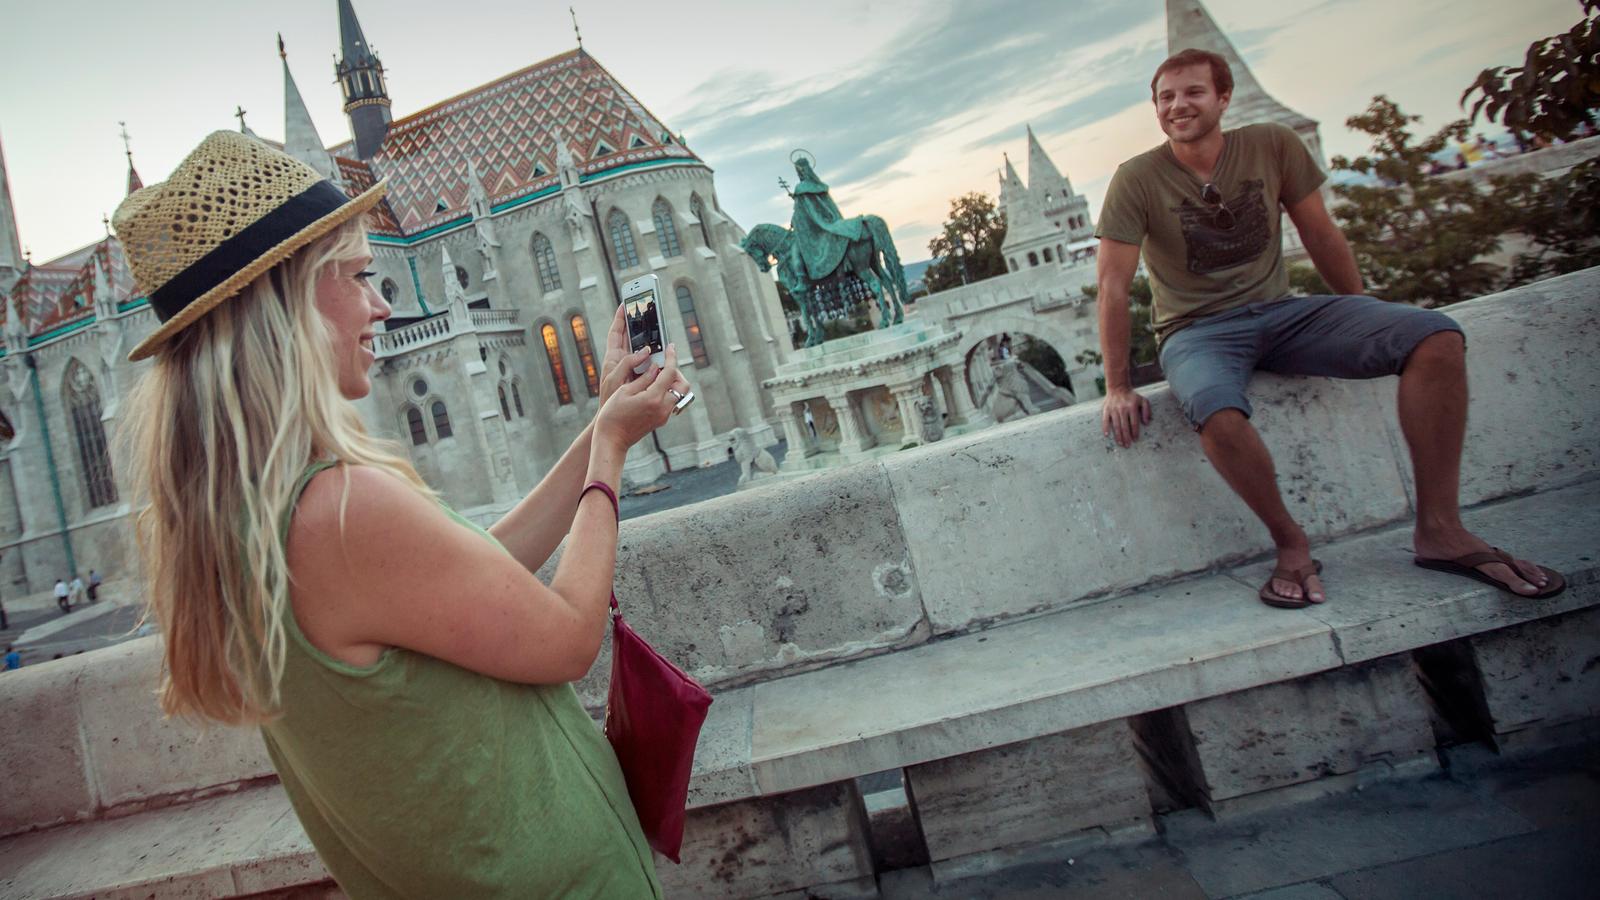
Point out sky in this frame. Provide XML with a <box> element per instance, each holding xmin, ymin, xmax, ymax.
<box><xmin>0</xmin><ymin>0</ymin><xmax>1585</xmax><ymax>265</ymax></box>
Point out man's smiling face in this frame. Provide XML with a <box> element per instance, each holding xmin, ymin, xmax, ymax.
<box><xmin>1155</xmin><ymin>63</ymin><xmax>1230</xmax><ymax>144</ymax></box>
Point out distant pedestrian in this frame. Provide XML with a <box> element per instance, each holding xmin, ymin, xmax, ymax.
<box><xmin>54</xmin><ymin>578</ymin><xmax>70</xmax><ymax>613</ymax></box>
<box><xmin>68</xmin><ymin>574</ymin><xmax>86</xmax><ymax>608</ymax></box>
<box><xmin>4</xmin><ymin>645</ymin><xmax>19</xmax><ymax>671</ymax></box>
<box><xmin>88</xmin><ymin>569</ymin><xmax>102</xmax><ymax>603</ymax></box>
<box><xmin>803</xmin><ymin>402</ymin><xmax>817</xmax><ymax>441</ymax></box>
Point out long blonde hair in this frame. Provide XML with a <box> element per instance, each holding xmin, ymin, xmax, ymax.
<box><xmin>121</xmin><ymin>220</ymin><xmax>429</xmax><ymax>725</ymax></box>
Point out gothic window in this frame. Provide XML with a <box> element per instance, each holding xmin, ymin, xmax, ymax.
<box><xmin>541</xmin><ymin>322</ymin><xmax>572</xmax><ymax>404</ymax></box>
<box><xmin>570</xmin><ymin>314</ymin><xmax>601</xmax><ymax>397</ymax></box>
<box><xmin>1057</xmin><ymin>243</ymin><xmax>1065</xmax><ymax>260</ymax></box>
<box><xmin>498</xmin><ymin>359</ymin><xmax>508</xmax><ymax>377</ymax></box>
<box><xmin>1042</xmin><ymin>247</ymin><xmax>1053</xmax><ymax>263</ymax></box>
<box><xmin>652</xmin><ymin>199</ymin><xmax>682</xmax><ymax>258</ymax></box>
<box><xmin>381</xmin><ymin>278</ymin><xmax>399</xmax><ymax>303</ymax></box>
<box><xmin>64</xmin><ymin>362</ymin><xmax>117</xmax><ymax>508</ymax></box>
<box><xmin>531</xmin><ymin>232</ymin><xmax>561</xmax><ymax>292</ymax></box>
<box><xmin>498</xmin><ymin>384</ymin><xmax>511</xmax><ymax>420</ymax></box>
<box><xmin>405</xmin><ymin>406</ymin><xmax>427</xmax><ymax>445</ymax></box>
<box><xmin>512</xmin><ymin>379</ymin><xmax>525</xmax><ymax>417</ymax></box>
<box><xmin>690</xmin><ymin>194</ymin><xmax>712</xmax><ymax>247</ymax></box>
<box><xmin>431</xmin><ymin>401</ymin><xmax>453</xmax><ymax>439</ymax></box>
<box><xmin>607</xmin><ymin>210</ymin><xmax>639</xmax><ymax>269</ymax></box>
<box><xmin>1008</xmin><ymin>258</ymin><xmax>1018</xmax><ymax>272</ymax></box>
<box><xmin>412</xmin><ymin>378</ymin><xmax>428</xmax><ymax>398</ymax></box>
<box><xmin>455</xmin><ymin>265</ymin><xmax>470</xmax><ymax>290</ymax></box>
<box><xmin>1027</xmin><ymin>252</ymin><xmax>1039</xmax><ymax>268</ymax></box>
<box><xmin>675</xmin><ymin>284</ymin><xmax>709</xmax><ymax>366</ymax></box>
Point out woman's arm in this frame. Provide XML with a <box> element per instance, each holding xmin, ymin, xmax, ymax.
<box><xmin>287</xmin><ymin>346</ymin><xmax>687</xmax><ymax>685</ymax></box>
<box><xmin>489</xmin><ymin>306</ymin><xmax>641</xmax><ymax>573</ymax></box>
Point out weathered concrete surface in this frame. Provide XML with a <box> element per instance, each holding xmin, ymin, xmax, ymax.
<box><xmin>1182</xmin><ymin>655</ymin><xmax>1436</xmax><ymax>804</ymax></box>
<box><xmin>0</xmin><ymin>654</ymin><xmax>96</xmax><ymax>837</ymax></box>
<box><xmin>76</xmin><ymin>639</ymin><xmax>274</xmax><ymax>811</ymax></box>
<box><xmin>565</xmin><ymin>462</ymin><xmax>929</xmax><ymax>708</ymax></box>
<box><xmin>0</xmin><ymin>785</ymin><xmax>314</xmax><ymax>900</ymax></box>
<box><xmin>905</xmin><ymin>719</ymin><xmax>1150</xmax><ymax>864</ymax></box>
<box><xmin>1470</xmin><ymin>607</ymin><xmax>1600</xmax><ymax>740</ymax></box>
<box><xmin>658</xmin><ymin>782</ymin><xmax>875</xmax><ymax>900</ymax></box>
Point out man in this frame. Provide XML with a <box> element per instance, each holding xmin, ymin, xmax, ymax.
<box><xmin>54</xmin><ymin>577</ymin><xmax>69</xmax><ymax>613</ymax></box>
<box><xmin>88</xmin><ymin>569</ymin><xmax>102</xmax><ymax>604</ymax></box>
<box><xmin>1094</xmin><ymin>48</ymin><xmax>1561</xmax><ymax>609</ymax></box>
<box><xmin>68</xmin><ymin>574</ymin><xmax>86</xmax><ymax>609</ymax></box>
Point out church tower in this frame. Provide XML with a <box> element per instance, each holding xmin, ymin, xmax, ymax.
<box><xmin>0</xmin><ymin>131</ymin><xmax>23</xmax><ymax>293</ymax></box>
<box><xmin>998</xmin><ymin>129</ymin><xmax>1093</xmax><ymax>273</ymax></box>
<box><xmin>335</xmin><ymin>0</ymin><xmax>392</xmax><ymax>160</ymax></box>
<box><xmin>1166</xmin><ymin>0</ymin><xmax>1324</xmax><ymax>166</ymax></box>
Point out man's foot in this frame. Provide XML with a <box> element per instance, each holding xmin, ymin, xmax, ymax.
<box><xmin>1413</xmin><ymin>528</ymin><xmax>1552</xmax><ymax>596</ymax></box>
<box><xmin>1266</xmin><ymin>544</ymin><xmax>1326</xmax><ymax>605</ymax></box>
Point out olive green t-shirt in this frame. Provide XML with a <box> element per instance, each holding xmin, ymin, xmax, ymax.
<box><xmin>1095</xmin><ymin>122</ymin><xmax>1326</xmax><ymax>343</ymax></box>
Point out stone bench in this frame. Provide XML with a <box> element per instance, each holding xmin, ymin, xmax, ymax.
<box><xmin>1</xmin><ymin>268</ymin><xmax>1597</xmax><ymax>898</ymax></box>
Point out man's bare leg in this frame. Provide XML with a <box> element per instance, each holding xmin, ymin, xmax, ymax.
<box><xmin>1400</xmin><ymin>332</ymin><xmax>1548</xmax><ymax>594</ymax></box>
<box><xmin>1199</xmin><ymin>409</ymin><xmax>1325</xmax><ymax>602</ymax></box>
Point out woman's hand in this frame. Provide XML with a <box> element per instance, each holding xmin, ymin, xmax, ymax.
<box><xmin>598</xmin><ymin>305</ymin><xmax>645</xmax><ymax>406</ymax></box>
<box><xmin>594</xmin><ymin>344</ymin><xmax>691</xmax><ymax>453</ymax></box>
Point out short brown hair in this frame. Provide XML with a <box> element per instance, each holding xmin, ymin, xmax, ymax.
<box><xmin>1151</xmin><ymin>49</ymin><xmax>1233</xmax><ymax>102</ymax></box>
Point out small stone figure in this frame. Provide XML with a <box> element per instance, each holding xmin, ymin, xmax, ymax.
<box><xmin>730</xmin><ymin>427</ymin><xmax>778</xmax><ymax>487</ymax></box>
<box><xmin>916</xmin><ymin>397</ymin><xmax>945</xmax><ymax>442</ymax></box>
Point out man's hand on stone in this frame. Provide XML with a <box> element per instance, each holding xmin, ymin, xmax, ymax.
<box><xmin>1102</xmin><ymin>387</ymin><xmax>1152</xmax><ymax>448</ymax></box>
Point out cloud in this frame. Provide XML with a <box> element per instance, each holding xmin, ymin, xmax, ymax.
<box><xmin>679</xmin><ymin>0</ymin><xmax>1160</xmax><ymax>230</ymax></box>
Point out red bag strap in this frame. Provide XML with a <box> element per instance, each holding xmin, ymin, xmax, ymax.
<box><xmin>581</xmin><ymin>480</ymin><xmax>622</xmax><ymax>614</ymax></box>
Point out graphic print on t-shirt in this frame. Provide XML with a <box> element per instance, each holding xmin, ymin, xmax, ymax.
<box><xmin>1171</xmin><ymin>179</ymin><xmax>1271</xmax><ymax>275</ymax></box>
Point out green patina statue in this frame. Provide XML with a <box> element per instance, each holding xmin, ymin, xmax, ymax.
<box><xmin>742</xmin><ymin>152</ymin><xmax>908</xmax><ymax>347</ymax></box>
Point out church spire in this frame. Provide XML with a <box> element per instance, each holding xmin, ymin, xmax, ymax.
<box><xmin>281</xmin><ymin>35</ymin><xmax>339</xmax><ymax>182</ymax></box>
<box><xmin>0</xmin><ymin>130</ymin><xmax>23</xmax><ymax>281</ymax></box>
<box><xmin>1166</xmin><ymin>0</ymin><xmax>1319</xmax><ymax>144</ymax></box>
<box><xmin>120</xmin><ymin>122</ymin><xmax>143</xmax><ymax>196</ymax></box>
<box><xmin>335</xmin><ymin>0</ymin><xmax>392</xmax><ymax>160</ymax></box>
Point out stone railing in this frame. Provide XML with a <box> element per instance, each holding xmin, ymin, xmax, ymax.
<box><xmin>1</xmin><ymin>269</ymin><xmax>1596</xmax><ymax>898</ymax></box>
<box><xmin>469</xmin><ymin>308</ymin><xmax>519</xmax><ymax>330</ymax></box>
<box><xmin>372</xmin><ymin>313</ymin><xmax>452</xmax><ymax>356</ymax></box>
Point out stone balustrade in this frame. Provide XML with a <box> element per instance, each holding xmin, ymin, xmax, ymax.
<box><xmin>372</xmin><ymin>313</ymin><xmax>452</xmax><ymax>356</ymax></box>
<box><xmin>468</xmin><ymin>308</ymin><xmax>519</xmax><ymax>330</ymax></box>
<box><xmin>1</xmin><ymin>268</ymin><xmax>1597</xmax><ymax>898</ymax></box>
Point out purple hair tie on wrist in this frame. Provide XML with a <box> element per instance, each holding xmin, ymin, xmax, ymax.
<box><xmin>582</xmin><ymin>480</ymin><xmax>620</xmax><ymax>522</ymax></box>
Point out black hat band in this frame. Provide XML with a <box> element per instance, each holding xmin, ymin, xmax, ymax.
<box><xmin>147</xmin><ymin>180</ymin><xmax>352</xmax><ymax>323</ymax></box>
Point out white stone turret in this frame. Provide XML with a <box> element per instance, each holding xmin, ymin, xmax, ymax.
<box><xmin>999</xmin><ymin>128</ymin><xmax>1094</xmax><ymax>273</ymax></box>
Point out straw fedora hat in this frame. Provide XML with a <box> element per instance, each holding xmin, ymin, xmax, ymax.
<box><xmin>114</xmin><ymin>130</ymin><xmax>387</xmax><ymax>361</ymax></box>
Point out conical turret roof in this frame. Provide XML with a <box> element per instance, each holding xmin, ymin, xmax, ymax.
<box><xmin>1166</xmin><ymin>0</ymin><xmax>1316</xmax><ymax>132</ymax></box>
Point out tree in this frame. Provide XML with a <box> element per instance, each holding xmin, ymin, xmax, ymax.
<box><xmin>1329</xmin><ymin>96</ymin><xmax>1534</xmax><ymax>306</ymax></box>
<box><xmin>1462</xmin><ymin>0</ymin><xmax>1600</xmax><ymax>279</ymax></box>
<box><xmin>923</xmin><ymin>192</ymin><xmax>1008</xmax><ymax>293</ymax></box>
<box><xmin>1078</xmin><ymin>276</ymin><xmax>1159</xmax><ymax>367</ymax></box>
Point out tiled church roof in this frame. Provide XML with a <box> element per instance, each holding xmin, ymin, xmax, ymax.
<box><xmin>19</xmin><ymin>237</ymin><xmax>135</xmax><ymax>334</ymax></box>
<box><xmin>335</xmin><ymin>157</ymin><xmax>403</xmax><ymax>235</ymax></box>
<box><xmin>358</xmin><ymin>49</ymin><xmax>700</xmax><ymax>234</ymax></box>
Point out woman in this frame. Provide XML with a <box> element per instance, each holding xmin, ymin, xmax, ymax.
<box><xmin>116</xmin><ymin>131</ymin><xmax>681</xmax><ymax>897</ymax></box>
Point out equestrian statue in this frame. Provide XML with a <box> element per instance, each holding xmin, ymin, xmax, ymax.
<box><xmin>741</xmin><ymin>151</ymin><xmax>908</xmax><ymax>347</ymax></box>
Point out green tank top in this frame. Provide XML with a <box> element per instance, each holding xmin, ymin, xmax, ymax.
<box><xmin>260</xmin><ymin>461</ymin><xmax>662</xmax><ymax>899</ymax></box>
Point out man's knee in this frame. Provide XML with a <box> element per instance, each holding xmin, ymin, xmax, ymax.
<box><xmin>1404</xmin><ymin>328</ymin><xmax>1466</xmax><ymax>373</ymax></box>
<box><xmin>1198</xmin><ymin>406</ymin><xmax>1250</xmax><ymax>439</ymax></box>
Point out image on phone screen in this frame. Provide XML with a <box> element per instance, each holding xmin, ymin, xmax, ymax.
<box><xmin>625</xmin><ymin>291</ymin><xmax>664</xmax><ymax>356</ymax></box>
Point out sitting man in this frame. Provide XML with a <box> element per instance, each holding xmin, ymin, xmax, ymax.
<box><xmin>1094</xmin><ymin>48</ymin><xmax>1562</xmax><ymax>608</ymax></box>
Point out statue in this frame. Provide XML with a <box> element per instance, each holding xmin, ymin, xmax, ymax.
<box><xmin>741</xmin><ymin>151</ymin><xmax>908</xmax><ymax>347</ymax></box>
<box><xmin>730</xmin><ymin>427</ymin><xmax>779</xmax><ymax>487</ymax></box>
<box><xmin>466</xmin><ymin>160</ymin><xmax>500</xmax><ymax>280</ymax></box>
<box><xmin>916</xmin><ymin>397</ymin><xmax>945</xmax><ymax>443</ymax></box>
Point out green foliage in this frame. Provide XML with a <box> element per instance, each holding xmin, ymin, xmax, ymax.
<box><xmin>1461</xmin><ymin>0</ymin><xmax>1600</xmax><ymax>281</ymax></box>
<box><xmin>924</xmin><ymin>192</ymin><xmax>1008</xmax><ymax>293</ymax></box>
<box><xmin>1288</xmin><ymin>264</ymin><xmax>1332</xmax><ymax>296</ymax></box>
<box><xmin>1014</xmin><ymin>336</ymin><xmax>1072</xmax><ymax>390</ymax></box>
<box><xmin>1330</xmin><ymin>96</ymin><xmax>1533</xmax><ymax>306</ymax></box>
<box><xmin>1079</xmin><ymin>276</ymin><xmax>1158</xmax><ymax>365</ymax></box>
<box><xmin>1461</xmin><ymin>0</ymin><xmax>1599</xmax><ymax>141</ymax></box>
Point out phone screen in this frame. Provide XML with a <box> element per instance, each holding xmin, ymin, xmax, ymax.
<box><xmin>624</xmin><ymin>290</ymin><xmax>665</xmax><ymax>356</ymax></box>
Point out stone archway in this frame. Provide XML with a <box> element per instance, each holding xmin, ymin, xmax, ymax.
<box><xmin>957</xmin><ymin>314</ymin><xmax>1090</xmax><ymax>421</ymax></box>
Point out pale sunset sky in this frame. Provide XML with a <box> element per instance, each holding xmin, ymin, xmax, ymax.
<box><xmin>0</xmin><ymin>0</ymin><xmax>1584</xmax><ymax>265</ymax></box>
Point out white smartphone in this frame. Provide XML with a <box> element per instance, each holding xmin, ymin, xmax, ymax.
<box><xmin>619</xmin><ymin>274</ymin><xmax>694</xmax><ymax>411</ymax></box>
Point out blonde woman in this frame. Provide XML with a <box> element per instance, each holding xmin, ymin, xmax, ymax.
<box><xmin>116</xmin><ymin>132</ymin><xmax>679</xmax><ymax>897</ymax></box>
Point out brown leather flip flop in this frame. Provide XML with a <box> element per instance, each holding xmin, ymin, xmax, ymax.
<box><xmin>1260</xmin><ymin>559</ymin><xmax>1324</xmax><ymax>609</ymax></box>
<box><xmin>1413</xmin><ymin>548</ymin><xmax>1566</xmax><ymax>599</ymax></box>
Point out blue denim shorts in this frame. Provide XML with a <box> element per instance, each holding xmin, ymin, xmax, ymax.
<box><xmin>1158</xmin><ymin>295</ymin><xmax>1463</xmax><ymax>429</ymax></box>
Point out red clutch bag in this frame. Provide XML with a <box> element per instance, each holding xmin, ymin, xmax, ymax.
<box><xmin>584</xmin><ymin>481</ymin><xmax>712</xmax><ymax>864</ymax></box>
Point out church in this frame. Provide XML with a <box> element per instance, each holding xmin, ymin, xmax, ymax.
<box><xmin>0</xmin><ymin>0</ymin><xmax>788</xmax><ymax>595</ymax></box>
